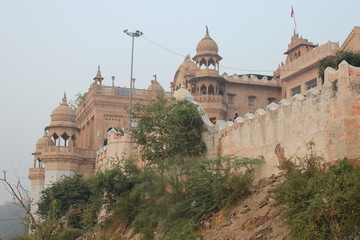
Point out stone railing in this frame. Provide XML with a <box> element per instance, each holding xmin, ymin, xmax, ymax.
<box><xmin>88</xmin><ymin>85</ymin><xmax>172</xmax><ymax>98</ymax></box>
<box><xmin>29</xmin><ymin>167</ymin><xmax>45</xmax><ymax>177</ymax></box>
<box><xmin>42</xmin><ymin>146</ymin><xmax>96</xmax><ymax>159</ymax></box>
<box><xmin>195</xmin><ymin>94</ymin><xmax>227</xmax><ymax>103</ymax></box>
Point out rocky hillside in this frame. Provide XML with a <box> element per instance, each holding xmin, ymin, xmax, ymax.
<box><xmin>96</xmin><ymin>174</ymin><xmax>289</xmax><ymax>240</ymax></box>
<box><xmin>199</xmin><ymin>175</ymin><xmax>288</xmax><ymax>240</ymax></box>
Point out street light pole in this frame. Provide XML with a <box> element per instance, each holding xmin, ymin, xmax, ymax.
<box><xmin>124</xmin><ymin>29</ymin><xmax>143</xmax><ymax>131</ymax></box>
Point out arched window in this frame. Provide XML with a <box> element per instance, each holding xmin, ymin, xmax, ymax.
<box><xmin>61</xmin><ymin>133</ymin><xmax>69</xmax><ymax>146</ymax></box>
<box><xmin>192</xmin><ymin>85</ymin><xmax>196</xmax><ymax>94</ymax></box>
<box><xmin>200</xmin><ymin>58</ymin><xmax>207</xmax><ymax>69</ymax></box>
<box><xmin>52</xmin><ymin>133</ymin><xmax>58</xmax><ymax>145</ymax></box>
<box><xmin>208</xmin><ymin>85</ymin><xmax>214</xmax><ymax>95</ymax></box>
<box><xmin>208</xmin><ymin>58</ymin><xmax>215</xmax><ymax>69</ymax></box>
<box><xmin>200</xmin><ymin>85</ymin><xmax>207</xmax><ymax>95</ymax></box>
<box><xmin>219</xmin><ymin>89</ymin><xmax>224</xmax><ymax>96</ymax></box>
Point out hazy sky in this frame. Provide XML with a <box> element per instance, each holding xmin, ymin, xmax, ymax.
<box><xmin>0</xmin><ymin>0</ymin><xmax>359</xmax><ymax>204</ymax></box>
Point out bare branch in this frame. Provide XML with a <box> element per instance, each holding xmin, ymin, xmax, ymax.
<box><xmin>0</xmin><ymin>169</ymin><xmax>43</xmax><ymax>234</ymax></box>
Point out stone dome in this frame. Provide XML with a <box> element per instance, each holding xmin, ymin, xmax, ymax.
<box><xmin>196</xmin><ymin>27</ymin><xmax>219</xmax><ymax>54</ymax></box>
<box><xmin>36</xmin><ymin>134</ymin><xmax>49</xmax><ymax>150</ymax></box>
<box><xmin>147</xmin><ymin>80</ymin><xmax>164</xmax><ymax>92</ymax></box>
<box><xmin>179</xmin><ymin>55</ymin><xmax>197</xmax><ymax>75</ymax></box>
<box><xmin>49</xmin><ymin>94</ymin><xmax>77</xmax><ymax>128</ymax></box>
<box><xmin>173</xmin><ymin>84</ymin><xmax>194</xmax><ymax>101</ymax></box>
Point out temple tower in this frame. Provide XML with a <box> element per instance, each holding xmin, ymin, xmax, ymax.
<box><xmin>188</xmin><ymin>27</ymin><xmax>228</xmax><ymax>120</ymax></box>
<box><xmin>28</xmin><ymin>134</ymin><xmax>47</xmax><ymax>221</ymax></box>
<box><xmin>42</xmin><ymin>93</ymin><xmax>94</xmax><ymax>185</ymax></box>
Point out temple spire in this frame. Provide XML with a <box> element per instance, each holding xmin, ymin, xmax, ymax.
<box><xmin>93</xmin><ymin>65</ymin><xmax>104</xmax><ymax>85</ymax></box>
<box><xmin>206</xmin><ymin>25</ymin><xmax>209</xmax><ymax>36</ymax></box>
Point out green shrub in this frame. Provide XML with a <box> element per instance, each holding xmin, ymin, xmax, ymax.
<box><xmin>37</xmin><ymin>174</ymin><xmax>91</xmax><ymax>220</ymax></box>
<box><xmin>319</xmin><ymin>50</ymin><xmax>360</xmax><ymax>82</ymax></box>
<box><xmin>212</xmin><ymin>173</ymin><xmax>252</xmax><ymax>208</ymax></box>
<box><xmin>59</xmin><ymin>228</ymin><xmax>83</xmax><ymax>240</ymax></box>
<box><xmin>275</xmin><ymin>157</ymin><xmax>360</xmax><ymax>240</ymax></box>
<box><xmin>112</xmin><ymin>156</ymin><xmax>263</xmax><ymax>240</ymax></box>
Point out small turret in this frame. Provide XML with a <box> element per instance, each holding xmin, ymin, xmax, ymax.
<box><xmin>93</xmin><ymin>65</ymin><xmax>104</xmax><ymax>85</ymax></box>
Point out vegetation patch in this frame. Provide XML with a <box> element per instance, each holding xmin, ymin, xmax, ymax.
<box><xmin>318</xmin><ymin>50</ymin><xmax>360</xmax><ymax>82</ymax></box>
<box><xmin>274</xmin><ymin>142</ymin><xmax>360</xmax><ymax>240</ymax></box>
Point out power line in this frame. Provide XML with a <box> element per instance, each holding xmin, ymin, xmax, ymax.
<box><xmin>142</xmin><ymin>36</ymin><xmax>307</xmax><ymax>74</ymax></box>
<box><xmin>142</xmin><ymin>36</ymin><xmax>186</xmax><ymax>58</ymax></box>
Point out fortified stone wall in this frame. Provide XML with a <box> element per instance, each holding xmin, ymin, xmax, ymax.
<box><xmin>96</xmin><ymin>130</ymin><xmax>139</xmax><ymax>172</ymax></box>
<box><xmin>203</xmin><ymin>61</ymin><xmax>360</xmax><ymax>180</ymax></box>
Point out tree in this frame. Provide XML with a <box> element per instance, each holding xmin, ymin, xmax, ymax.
<box><xmin>318</xmin><ymin>50</ymin><xmax>360</xmax><ymax>83</ymax></box>
<box><xmin>0</xmin><ymin>170</ymin><xmax>62</xmax><ymax>240</ymax></box>
<box><xmin>68</xmin><ymin>93</ymin><xmax>85</xmax><ymax>109</ymax></box>
<box><xmin>37</xmin><ymin>174</ymin><xmax>92</xmax><ymax>228</ymax></box>
<box><xmin>131</xmin><ymin>95</ymin><xmax>206</xmax><ymax>167</ymax></box>
<box><xmin>0</xmin><ymin>171</ymin><xmax>37</xmax><ymax>231</ymax></box>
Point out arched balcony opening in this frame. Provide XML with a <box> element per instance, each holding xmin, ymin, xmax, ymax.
<box><xmin>192</xmin><ymin>85</ymin><xmax>196</xmax><ymax>94</ymax></box>
<box><xmin>199</xmin><ymin>58</ymin><xmax>207</xmax><ymax>69</ymax></box>
<box><xmin>219</xmin><ymin>89</ymin><xmax>224</xmax><ymax>96</ymax></box>
<box><xmin>208</xmin><ymin>58</ymin><xmax>215</xmax><ymax>69</ymax></box>
<box><xmin>51</xmin><ymin>133</ymin><xmax>58</xmax><ymax>146</ymax></box>
<box><xmin>60</xmin><ymin>133</ymin><xmax>69</xmax><ymax>147</ymax></box>
<box><xmin>200</xmin><ymin>85</ymin><xmax>207</xmax><ymax>95</ymax></box>
<box><xmin>36</xmin><ymin>158</ymin><xmax>43</xmax><ymax>168</ymax></box>
<box><xmin>208</xmin><ymin>85</ymin><xmax>215</xmax><ymax>95</ymax></box>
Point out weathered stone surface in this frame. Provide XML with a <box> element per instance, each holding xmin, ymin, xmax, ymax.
<box><xmin>203</xmin><ymin>62</ymin><xmax>360</xmax><ymax>180</ymax></box>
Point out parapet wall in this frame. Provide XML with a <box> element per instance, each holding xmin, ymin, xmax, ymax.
<box><xmin>96</xmin><ymin>131</ymin><xmax>139</xmax><ymax>172</ymax></box>
<box><xmin>203</xmin><ymin>61</ymin><xmax>360</xmax><ymax>180</ymax></box>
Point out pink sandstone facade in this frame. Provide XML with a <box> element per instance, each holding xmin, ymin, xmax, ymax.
<box><xmin>29</xmin><ymin>26</ymin><xmax>360</xmax><ymax>218</ymax></box>
<box><xmin>203</xmin><ymin>61</ymin><xmax>360</xmax><ymax>180</ymax></box>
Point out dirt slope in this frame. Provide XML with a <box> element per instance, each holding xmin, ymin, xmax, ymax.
<box><xmin>88</xmin><ymin>175</ymin><xmax>289</xmax><ymax>240</ymax></box>
<box><xmin>198</xmin><ymin>175</ymin><xmax>289</xmax><ymax>240</ymax></box>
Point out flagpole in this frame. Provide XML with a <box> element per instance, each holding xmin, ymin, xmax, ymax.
<box><xmin>291</xmin><ymin>6</ymin><xmax>297</xmax><ymax>34</ymax></box>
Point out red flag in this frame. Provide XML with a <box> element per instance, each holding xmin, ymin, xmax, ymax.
<box><xmin>291</xmin><ymin>6</ymin><xmax>294</xmax><ymax>17</ymax></box>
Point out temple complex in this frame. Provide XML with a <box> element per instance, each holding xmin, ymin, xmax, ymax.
<box><xmin>28</xmin><ymin>26</ymin><xmax>360</xmax><ymax>220</ymax></box>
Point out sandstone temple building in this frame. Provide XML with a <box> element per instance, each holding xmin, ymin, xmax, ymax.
<box><xmin>29</xmin><ymin>26</ymin><xmax>360</xmax><ymax>217</ymax></box>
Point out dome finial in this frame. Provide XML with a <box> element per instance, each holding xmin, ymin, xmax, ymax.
<box><xmin>96</xmin><ymin>65</ymin><xmax>102</xmax><ymax>78</ymax></box>
<box><xmin>62</xmin><ymin>92</ymin><xmax>67</xmax><ymax>104</ymax></box>
<box><xmin>94</xmin><ymin>64</ymin><xmax>104</xmax><ymax>84</ymax></box>
<box><xmin>206</xmin><ymin>25</ymin><xmax>209</xmax><ymax>36</ymax></box>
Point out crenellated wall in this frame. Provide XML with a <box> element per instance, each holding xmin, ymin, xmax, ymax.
<box><xmin>203</xmin><ymin>61</ymin><xmax>360</xmax><ymax>180</ymax></box>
